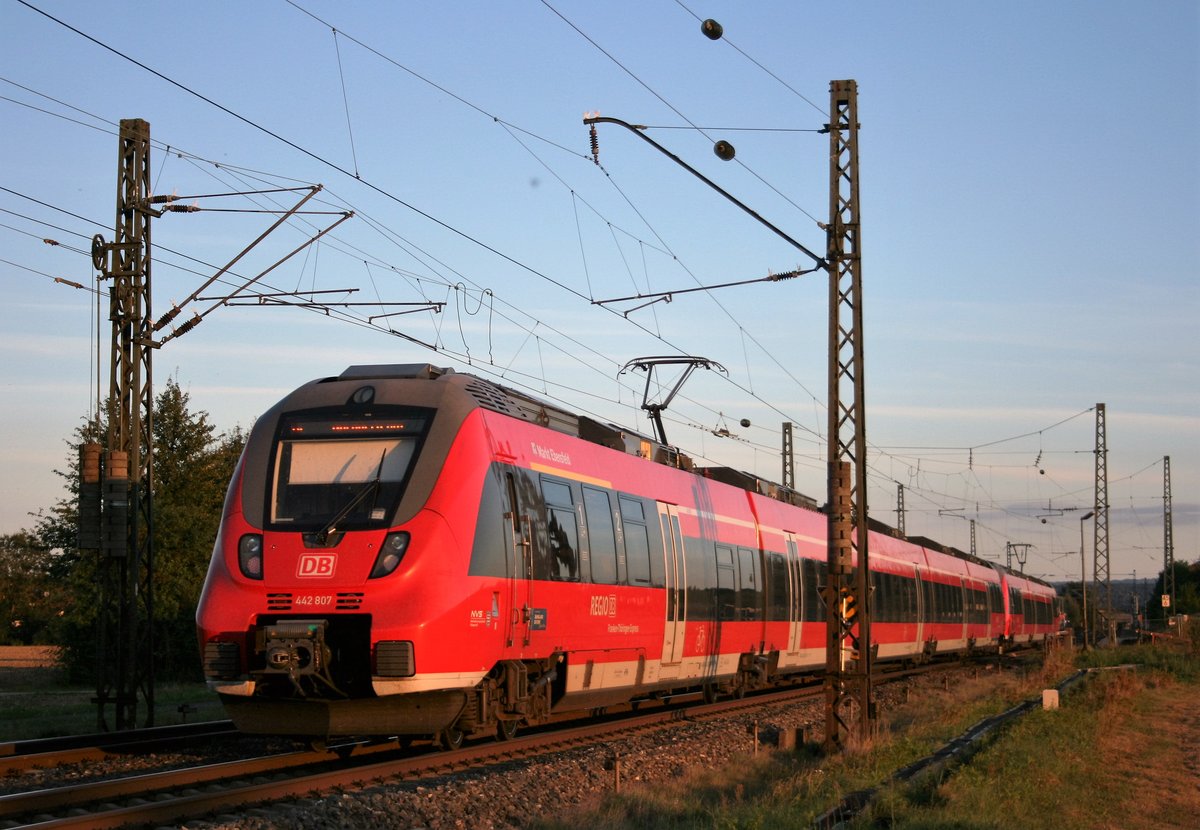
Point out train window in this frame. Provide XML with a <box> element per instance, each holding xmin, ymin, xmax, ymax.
<box><xmin>947</xmin><ymin>582</ymin><xmax>958</xmax><ymax>623</ymax></box>
<box><xmin>268</xmin><ymin>410</ymin><xmax>425</xmax><ymax>530</ymax></box>
<box><xmin>534</xmin><ymin>476</ymin><xmax>581</xmax><ymax>581</ymax></box>
<box><xmin>544</xmin><ymin>508</ymin><xmax>580</xmax><ymax>581</ymax></box>
<box><xmin>467</xmin><ymin>467</ymin><xmax>509</xmax><ymax>578</ymax></box>
<box><xmin>876</xmin><ymin>572</ymin><xmax>890</xmax><ymax>622</ymax></box>
<box><xmin>685</xmin><ymin>538</ymin><xmax>716</xmax><ymax>620</ymax></box>
<box><xmin>619</xmin><ymin>497</ymin><xmax>645</xmax><ymax>524</ymax></box>
<box><xmin>972</xmin><ymin>588</ymin><xmax>989</xmax><ymax>624</ymax></box>
<box><xmin>620</xmin><ymin>496</ymin><xmax>652</xmax><ymax>586</ymax></box>
<box><xmin>716</xmin><ymin>545</ymin><xmax>736</xmax><ymax>621</ymax></box>
<box><xmin>737</xmin><ymin>548</ymin><xmax>756</xmax><ymax>590</ymax></box>
<box><xmin>716</xmin><ymin>545</ymin><xmax>734</xmax><ymax>567</ymax></box>
<box><xmin>873</xmin><ymin>572</ymin><xmax>892</xmax><ymax>622</ymax></box>
<box><xmin>1024</xmin><ymin>595</ymin><xmax>1037</xmax><ymax>624</ymax></box>
<box><xmin>801</xmin><ymin>558</ymin><xmax>825</xmax><ymax>622</ymax></box>
<box><xmin>766</xmin><ymin>552</ymin><xmax>788</xmax><ymax>620</ymax></box>
<box><xmin>904</xmin><ymin>574</ymin><xmax>918</xmax><ymax>622</ymax></box>
<box><xmin>890</xmin><ymin>572</ymin><xmax>912</xmax><ymax>623</ymax></box>
<box><xmin>737</xmin><ymin>547</ymin><xmax>761</xmax><ymax>621</ymax></box>
<box><xmin>542</xmin><ymin>479</ymin><xmax>573</xmax><ymax>508</ymax></box>
<box><xmin>877</xmin><ymin>572</ymin><xmax>892</xmax><ymax>622</ymax></box>
<box><xmin>624</xmin><ymin>521</ymin><xmax>652</xmax><ymax>586</ymax></box>
<box><xmin>584</xmin><ymin>487</ymin><xmax>619</xmax><ymax>585</ymax></box>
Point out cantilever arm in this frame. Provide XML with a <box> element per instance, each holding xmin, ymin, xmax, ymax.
<box><xmin>584</xmin><ymin>115</ymin><xmax>827</xmax><ymax>269</ymax></box>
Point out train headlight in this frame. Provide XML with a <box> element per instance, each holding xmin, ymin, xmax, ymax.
<box><xmin>238</xmin><ymin>533</ymin><xmax>264</xmax><ymax>580</ymax></box>
<box><xmin>370</xmin><ymin>531</ymin><xmax>410</xmax><ymax>579</ymax></box>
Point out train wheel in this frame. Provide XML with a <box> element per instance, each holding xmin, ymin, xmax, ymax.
<box><xmin>439</xmin><ymin>725</ymin><xmax>465</xmax><ymax>751</ymax></box>
<box><xmin>496</xmin><ymin>718</ymin><xmax>519</xmax><ymax>741</ymax></box>
<box><xmin>702</xmin><ymin>682</ymin><xmax>717</xmax><ymax>704</ymax></box>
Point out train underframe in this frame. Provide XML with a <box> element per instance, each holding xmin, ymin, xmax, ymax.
<box><xmin>211</xmin><ymin>613</ymin><xmax>1042</xmax><ymax>745</ymax></box>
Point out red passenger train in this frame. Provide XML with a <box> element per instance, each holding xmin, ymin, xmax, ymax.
<box><xmin>196</xmin><ymin>364</ymin><xmax>1060</xmax><ymax>744</ymax></box>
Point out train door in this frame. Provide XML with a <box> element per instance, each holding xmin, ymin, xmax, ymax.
<box><xmin>503</xmin><ymin>471</ymin><xmax>534</xmax><ymax>648</ymax></box>
<box><xmin>785</xmin><ymin>535</ymin><xmax>802</xmax><ymax>654</ymax></box>
<box><xmin>956</xmin><ymin>578</ymin><xmax>968</xmax><ymax>644</ymax></box>
<box><xmin>657</xmin><ymin>503</ymin><xmax>687</xmax><ymax>669</ymax></box>
<box><xmin>914</xmin><ymin>568</ymin><xmax>926</xmax><ymax>649</ymax></box>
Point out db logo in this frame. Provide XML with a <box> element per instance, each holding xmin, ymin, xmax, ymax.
<box><xmin>297</xmin><ymin>552</ymin><xmax>337</xmax><ymax>578</ymax></box>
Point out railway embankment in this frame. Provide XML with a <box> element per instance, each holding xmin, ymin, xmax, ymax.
<box><xmin>2</xmin><ymin>645</ymin><xmax>1195</xmax><ymax>829</ymax></box>
<box><xmin>531</xmin><ymin>643</ymin><xmax>1199</xmax><ymax>830</ymax></box>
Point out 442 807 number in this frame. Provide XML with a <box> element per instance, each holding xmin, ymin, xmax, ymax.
<box><xmin>294</xmin><ymin>595</ymin><xmax>333</xmax><ymax>607</ymax></box>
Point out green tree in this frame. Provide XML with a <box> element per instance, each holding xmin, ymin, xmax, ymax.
<box><xmin>151</xmin><ymin>378</ymin><xmax>245</xmax><ymax>678</ymax></box>
<box><xmin>1147</xmin><ymin>559</ymin><xmax>1200</xmax><ymax>624</ymax></box>
<box><xmin>29</xmin><ymin>378</ymin><xmax>244</xmax><ymax>680</ymax></box>
<box><xmin>0</xmin><ymin>531</ymin><xmax>70</xmax><ymax>645</ymax></box>
<box><xmin>25</xmin><ymin>418</ymin><xmax>103</xmax><ymax>680</ymax></box>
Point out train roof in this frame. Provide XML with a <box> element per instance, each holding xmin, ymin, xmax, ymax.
<box><xmin>330</xmin><ymin>364</ymin><xmax>1050</xmax><ymax>587</ymax></box>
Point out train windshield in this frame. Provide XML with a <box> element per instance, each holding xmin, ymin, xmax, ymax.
<box><xmin>268</xmin><ymin>410</ymin><xmax>426</xmax><ymax>530</ymax></box>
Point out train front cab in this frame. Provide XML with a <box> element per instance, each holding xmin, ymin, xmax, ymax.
<box><xmin>197</xmin><ymin>367</ymin><xmax>513</xmax><ymax>739</ymax></box>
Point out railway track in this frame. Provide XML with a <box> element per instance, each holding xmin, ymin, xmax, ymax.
<box><xmin>0</xmin><ymin>721</ymin><xmax>239</xmax><ymax>775</ymax></box>
<box><xmin>0</xmin><ymin>659</ymin><xmax>998</xmax><ymax>829</ymax></box>
<box><xmin>1</xmin><ymin>681</ymin><xmax>831</xmax><ymax>829</ymax></box>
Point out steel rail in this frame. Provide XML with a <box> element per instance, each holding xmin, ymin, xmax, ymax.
<box><xmin>0</xmin><ymin>721</ymin><xmax>238</xmax><ymax>774</ymax></box>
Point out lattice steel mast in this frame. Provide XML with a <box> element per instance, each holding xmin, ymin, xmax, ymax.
<box><xmin>92</xmin><ymin>118</ymin><xmax>156</xmax><ymax>729</ymax></box>
<box><xmin>1092</xmin><ymin>403</ymin><xmax>1111</xmax><ymax>643</ymax></box>
<box><xmin>1163</xmin><ymin>455</ymin><xmax>1175</xmax><ymax>617</ymax></box>
<box><xmin>782</xmin><ymin>422</ymin><xmax>795</xmax><ymax>489</ymax></box>
<box><xmin>584</xmin><ymin>76</ymin><xmax>873</xmax><ymax>750</ymax></box>
<box><xmin>823</xmin><ymin>79</ymin><xmax>873</xmax><ymax>750</ymax></box>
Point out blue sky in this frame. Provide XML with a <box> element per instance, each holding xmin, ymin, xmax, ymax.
<box><xmin>1</xmin><ymin>0</ymin><xmax>1196</xmax><ymax>586</ymax></box>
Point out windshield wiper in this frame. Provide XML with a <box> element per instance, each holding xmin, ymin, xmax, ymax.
<box><xmin>315</xmin><ymin>450</ymin><xmax>386</xmax><ymax>545</ymax></box>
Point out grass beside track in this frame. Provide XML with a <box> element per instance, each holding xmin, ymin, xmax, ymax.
<box><xmin>0</xmin><ymin>658</ymin><xmax>224</xmax><ymax>741</ymax></box>
<box><xmin>535</xmin><ymin>643</ymin><xmax>1200</xmax><ymax>830</ymax></box>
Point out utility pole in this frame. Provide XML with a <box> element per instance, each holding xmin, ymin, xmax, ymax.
<box><xmin>582</xmin><ymin>75</ymin><xmax>872</xmax><ymax>750</ymax></box>
<box><xmin>90</xmin><ymin>118</ymin><xmax>156</xmax><ymax>730</ymax></box>
<box><xmin>782</xmin><ymin>422</ymin><xmax>795</xmax><ymax>489</ymax></box>
<box><xmin>1163</xmin><ymin>455</ymin><xmax>1175</xmax><ymax>621</ymax></box>
<box><xmin>895</xmin><ymin>484</ymin><xmax>906</xmax><ymax>537</ymax></box>
<box><xmin>1092</xmin><ymin>403</ymin><xmax>1111</xmax><ymax>644</ymax></box>
<box><xmin>822</xmin><ymin>79</ymin><xmax>873</xmax><ymax>751</ymax></box>
<box><xmin>77</xmin><ymin>123</ymin><xmax>347</xmax><ymax>731</ymax></box>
